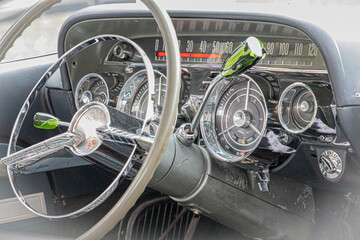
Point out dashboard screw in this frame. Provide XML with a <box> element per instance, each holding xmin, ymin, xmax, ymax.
<box><xmin>278</xmin><ymin>131</ymin><xmax>289</xmax><ymax>145</ymax></box>
<box><xmin>348</xmin><ymin>148</ymin><xmax>353</xmax><ymax>153</ymax></box>
<box><xmin>125</xmin><ymin>66</ymin><xmax>133</xmax><ymax>73</ymax></box>
<box><xmin>191</xmin><ymin>209</ymin><xmax>201</xmax><ymax>215</ymax></box>
<box><xmin>325</xmin><ymin>136</ymin><xmax>334</xmax><ymax>143</ymax></box>
<box><xmin>310</xmin><ymin>146</ymin><xmax>315</xmax><ymax>151</ymax></box>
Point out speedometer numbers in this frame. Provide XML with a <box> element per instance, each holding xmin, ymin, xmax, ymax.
<box><xmin>153</xmin><ymin>36</ymin><xmax>324</xmax><ymax>70</ymax></box>
<box><xmin>200</xmin><ymin>75</ymin><xmax>268</xmax><ymax>163</ymax></box>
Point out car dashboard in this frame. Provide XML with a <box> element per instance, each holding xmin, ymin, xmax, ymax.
<box><xmin>1</xmin><ymin>3</ymin><xmax>360</xmax><ymax>239</ymax></box>
<box><xmin>58</xmin><ymin>9</ymin><xmax>348</xmax><ymax>190</ymax></box>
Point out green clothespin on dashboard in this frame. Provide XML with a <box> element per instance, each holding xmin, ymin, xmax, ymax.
<box><xmin>221</xmin><ymin>36</ymin><xmax>266</xmax><ymax>78</ymax></box>
<box><xmin>34</xmin><ymin>112</ymin><xmax>68</xmax><ymax>130</ymax></box>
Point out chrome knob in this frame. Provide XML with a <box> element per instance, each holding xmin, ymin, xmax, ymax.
<box><xmin>33</xmin><ymin>112</ymin><xmax>69</xmax><ymax>130</ymax></box>
<box><xmin>318</xmin><ymin>150</ymin><xmax>344</xmax><ymax>181</ymax></box>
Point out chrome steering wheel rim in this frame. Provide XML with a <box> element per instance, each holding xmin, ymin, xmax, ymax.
<box><xmin>6</xmin><ymin>34</ymin><xmax>156</xmax><ymax>220</ymax></box>
<box><xmin>2</xmin><ymin>1</ymin><xmax>181</xmax><ymax>238</ymax></box>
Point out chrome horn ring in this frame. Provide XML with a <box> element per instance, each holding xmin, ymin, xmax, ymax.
<box><xmin>0</xmin><ymin>1</ymin><xmax>181</xmax><ymax>239</ymax></box>
<box><xmin>2</xmin><ymin>34</ymin><xmax>156</xmax><ymax>220</ymax></box>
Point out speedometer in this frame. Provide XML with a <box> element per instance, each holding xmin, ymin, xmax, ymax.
<box><xmin>200</xmin><ymin>75</ymin><xmax>268</xmax><ymax>163</ymax></box>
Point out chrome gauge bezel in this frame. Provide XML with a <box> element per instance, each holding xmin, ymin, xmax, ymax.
<box><xmin>74</xmin><ymin>73</ymin><xmax>109</xmax><ymax>109</ymax></box>
<box><xmin>200</xmin><ymin>74</ymin><xmax>268</xmax><ymax>163</ymax></box>
<box><xmin>116</xmin><ymin>69</ymin><xmax>167</xmax><ymax>119</ymax></box>
<box><xmin>278</xmin><ymin>82</ymin><xmax>317</xmax><ymax>134</ymax></box>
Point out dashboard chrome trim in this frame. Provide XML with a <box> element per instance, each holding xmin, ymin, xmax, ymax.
<box><xmin>278</xmin><ymin>82</ymin><xmax>318</xmax><ymax>134</ymax></box>
<box><xmin>200</xmin><ymin>74</ymin><xmax>268</xmax><ymax>165</ymax></box>
<box><xmin>104</xmin><ymin>61</ymin><xmax>328</xmax><ymax>74</ymax></box>
<box><xmin>74</xmin><ymin>73</ymin><xmax>110</xmax><ymax>109</ymax></box>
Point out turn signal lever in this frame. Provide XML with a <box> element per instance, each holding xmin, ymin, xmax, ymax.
<box><xmin>33</xmin><ymin>112</ymin><xmax>70</xmax><ymax>129</ymax></box>
<box><xmin>177</xmin><ymin>36</ymin><xmax>266</xmax><ymax>143</ymax></box>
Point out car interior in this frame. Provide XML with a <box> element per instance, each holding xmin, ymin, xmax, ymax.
<box><xmin>0</xmin><ymin>0</ymin><xmax>360</xmax><ymax>239</ymax></box>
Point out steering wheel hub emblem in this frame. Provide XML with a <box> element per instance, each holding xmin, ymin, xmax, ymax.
<box><xmin>86</xmin><ymin>136</ymin><xmax>99</xmax><ymax>150</ymax></box>
<box><xmin>69</xmin><ymin>102</ymin><xmax>110</xmax><ymax>156</ymax></box>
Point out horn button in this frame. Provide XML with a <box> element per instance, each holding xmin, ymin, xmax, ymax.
<box><xmin>233</xmin><ymin>110</ymin><xmax>250</xmax><ymax>128</ymax></box>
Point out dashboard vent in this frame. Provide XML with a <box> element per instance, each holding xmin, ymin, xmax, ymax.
<box><xmin>120</xmin><ymin>196</ymin><xmax>195</xmax><ymax>240</ymax></box>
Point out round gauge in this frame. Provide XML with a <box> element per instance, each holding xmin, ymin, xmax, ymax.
<box><xmin>74</xmin><ymin>73</ymin><xmax>109</xmax><ymax>109</ymax></box>
<box><xmin>200</xmin><ymin>75</ymin><xmax>268</xmax><ymax>163</ymax></box>
<box><xmin>278</xmin><ymin>82</ymin><xmax>317</xmax><ymax>134</ymax></box>
<box><xmin>117</xmin><ymin>69</ymin><xmax>167</xmax><ymax>119</ymax></box>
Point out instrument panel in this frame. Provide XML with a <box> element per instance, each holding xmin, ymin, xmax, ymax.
<box><xmin>65</xmin><ymin>17</ymin><xmax>337</xmax><ymax>172</ymax></box>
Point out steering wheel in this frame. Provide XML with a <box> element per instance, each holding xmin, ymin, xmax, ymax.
<box><xmin>0</xmin><ymin>0</ymin><xmax>181</xmax><ymax>239</ymax></box>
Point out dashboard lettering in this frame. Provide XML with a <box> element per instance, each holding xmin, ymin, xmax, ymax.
<box><xmin>186</xmin><ymin>40</ymin><xmax>194</xmax><ymax>52</ymax></box>
<box><xmin>199</xmin><ymin>40</ymin><xmax>207</xmax><ymax>52</ymax></box>
<box><xmin>279</xmin><ymin>42</ymin><xmax>290</xmax><ymax>55</ymax></box>
<box><xmin>266</xmin><ymin>42</ymin><xmax>275</xmax><ymax>55</ymax></box>
<box><xmin>308</xmin><ymin>43</ymin><xmax>319</xmax><ymax>56</ymax></box>
<box><xmin>224</xmin><ymin>41</ymin><xmax>234</xmax><ymax>54</ymax></box>
<box><xmin>294</xmin><ymin>43</ymin><xmax>303</xmax><ymax>56</ymax></box>
<box><xmin>212</xmin><ymin>41</ymin><xmax>221</xmax><ymax>54</ymax></box>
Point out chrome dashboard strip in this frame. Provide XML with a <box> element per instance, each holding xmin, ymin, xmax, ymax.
<box><xmin>104</xmin><ymin>61</ymin><xmax>328</xmax><ymax>74</ymax></box>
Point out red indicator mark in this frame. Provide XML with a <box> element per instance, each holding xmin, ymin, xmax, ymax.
<box><xmin>157</xmin><ymin>52</ymin><xmax>222</xmax><ymax>59</ymax></box>
<box><xmin>191</xmin><ymin>53</ymin><xmax>222</xmax><ymax>59</ymax></box>
<box><xmin>157</xmin><ymin>51</ymin><xmax>166</xmax><ymax>57</ymax></box>
<box><xmin>180</xmin><ymin>53</ymin><xmax>191</xmax><ymax>58</ymax></box>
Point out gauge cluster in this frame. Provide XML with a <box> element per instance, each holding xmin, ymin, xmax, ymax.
<box><xmin>66</xmin><ymin>17</ymin><xmax>338</xmax><ymax>174</ymax></box>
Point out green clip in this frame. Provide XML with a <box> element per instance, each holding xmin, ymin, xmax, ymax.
<box><xmin>221</xmin><ymin>36</ymin><xmax>266</xmax><ymax>78</ymax></box>
<box><xmin>33</xmin><ymin>112</ymin><xmax>60</xmax><ymax>130</ymax></box>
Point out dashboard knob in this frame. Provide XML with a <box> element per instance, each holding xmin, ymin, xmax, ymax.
<box><xmin>33</xmin><ymin>112</ymin><xmax>69</xmax><ymax>130</ymax></box>
<box><xmin>112</xmin><ymin>43</ymin><xmax>134</xmax><ymax>60</ymax></box>
<box><xmin>278</xmin><ymin>131</ymin><xmax>289</xmax><ymax>145</ymax></box>
<box><xmin>318</xmin><ymin>150</ymin><xmax>344</xmax><ymax>182</ymax></box>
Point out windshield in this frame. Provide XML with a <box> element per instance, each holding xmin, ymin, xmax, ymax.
<box><xmin>0</xmin><ymin>0</ymin><xmax>133</xmax><ymax>62</ymax></box>
<box><xmin>0</xmin><ymin>0</ymin><xmax>357</xmax><ymax>62</ymax></box>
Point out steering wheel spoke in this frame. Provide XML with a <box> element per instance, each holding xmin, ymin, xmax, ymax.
<box><xmin>97</xmin><ymin>126</ymin><xmax>153</xmax><ymax>152</ymax></box>
<box><xmin>1</xmin><ymin>132</ymin><xmax>82</xmax><ymax>169</ymax></box>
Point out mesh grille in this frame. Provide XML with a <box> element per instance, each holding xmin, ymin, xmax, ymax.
<box><xmin>122</xmin><ymin>197</ymin><xmax>194</xmax><ymax>240</ymax></box>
